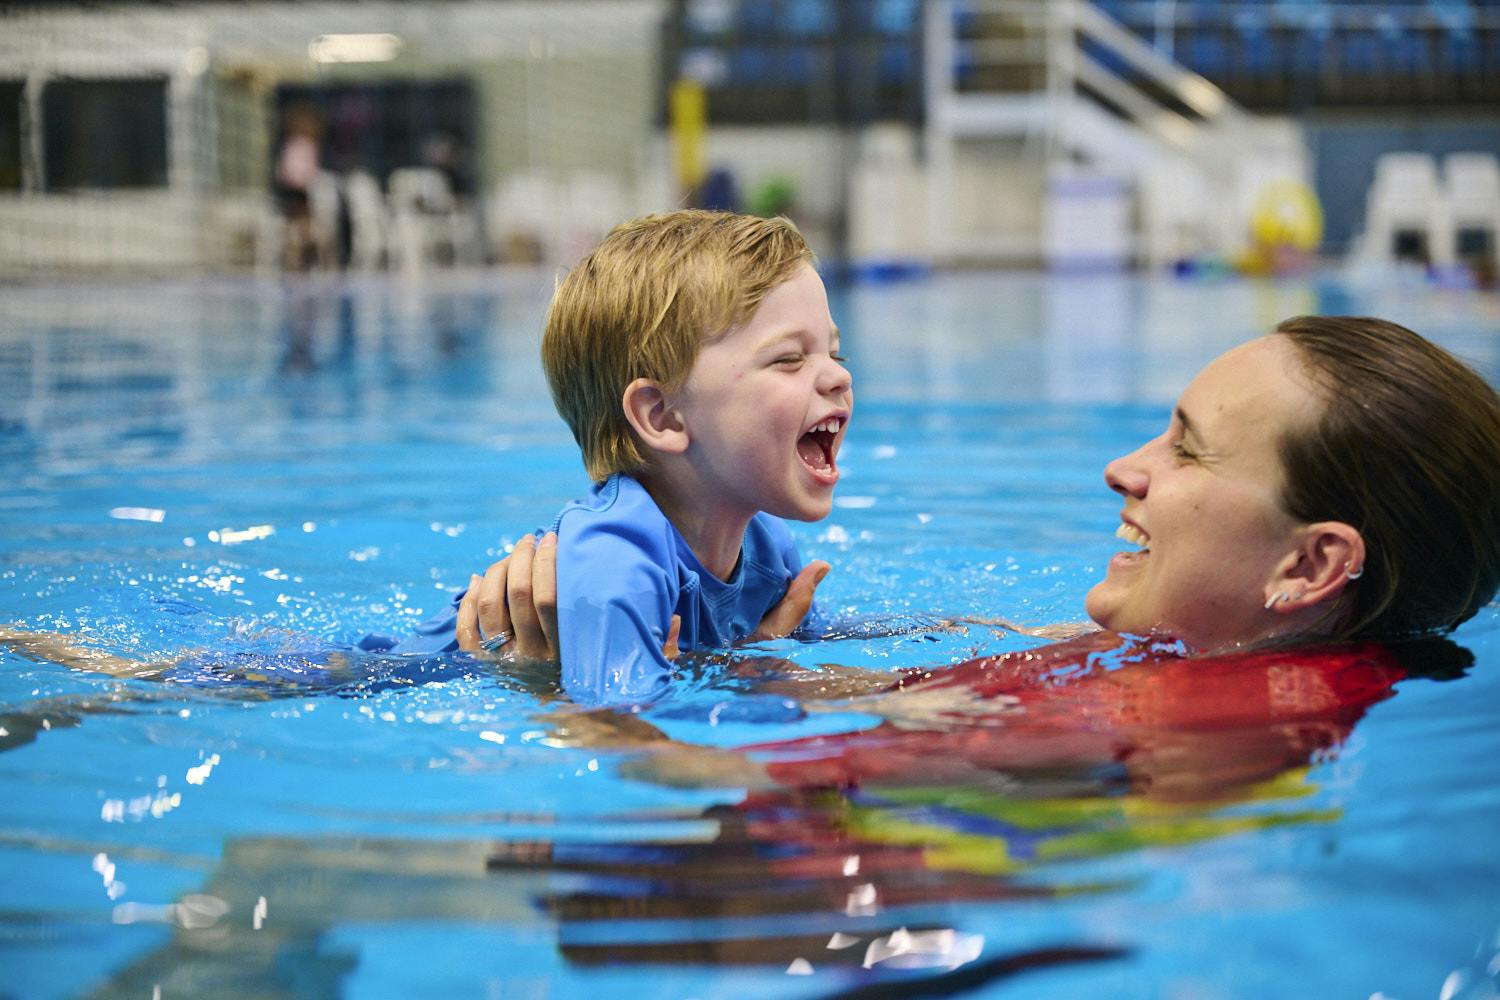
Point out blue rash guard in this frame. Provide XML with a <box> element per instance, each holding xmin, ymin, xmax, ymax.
<box><xmin>371</xmin><ymin>474</ymin><xmax>822</xmax><ymax>705</ymax></box>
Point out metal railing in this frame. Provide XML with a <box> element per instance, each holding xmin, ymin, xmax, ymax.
<box><xmin>923</xmin><ymin>0</ymin><xmax>1259</xmax><ymax>262</ymax></box>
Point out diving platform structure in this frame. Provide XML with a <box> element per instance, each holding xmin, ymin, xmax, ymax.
<box><xmin>914</xmin><ymin>0</ymin><xmax>1309</xmax><ymax>267</ymax></box>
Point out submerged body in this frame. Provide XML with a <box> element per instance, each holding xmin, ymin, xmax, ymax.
<box><xmin>750</xmin><ymin>633</ymin><xmax>1409</xmax><ymax>800</ymax></box>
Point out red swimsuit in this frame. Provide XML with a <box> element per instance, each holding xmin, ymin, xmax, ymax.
<box><xmin>752</xmin><ymin>633</ymin><xmax>1406</xmax><ymax>796</ymax></box>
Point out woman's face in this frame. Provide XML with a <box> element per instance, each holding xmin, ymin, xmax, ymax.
<box><xmin>1085</xmin><ymin>336</ymin><xmax>1327</xmax><ymax>650</ymax></box>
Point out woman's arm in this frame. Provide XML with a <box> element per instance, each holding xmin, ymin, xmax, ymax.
<box><xmin>455</xmin><ymin>535</ymin><xmax>817</xmax><ymax>663</ymax></box>
<box><xmin>0</xmin><ymin>625</ymin><xmax>167</xmax><ymax>679</ymax></box>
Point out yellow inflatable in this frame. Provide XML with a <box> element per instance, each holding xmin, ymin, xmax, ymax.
<box><xmin>1251</xmin><ymin>178</ymin><xmax>1324</xmax><ymax>251</ymax></box>
<box><xmin>1239</xmin><ymin>179</ymin><xmax>1323</xmax><ymax>275</ymax></box>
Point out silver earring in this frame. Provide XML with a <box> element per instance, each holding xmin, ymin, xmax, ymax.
<box><xmin>1344</xmin><ymin>561</ymin><xmax>1364</xmax><ymax>580</ymax></box>
<box><xmin>1264</xmin><ymin>591</ymin><xmax>1290</xmax><ymax>610</ymax></box>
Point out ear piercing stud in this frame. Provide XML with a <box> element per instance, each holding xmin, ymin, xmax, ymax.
<box><xmin>1264</xmin><ymin>587</ymin><xmax>1309</xmax><ymax>610</ymax></box>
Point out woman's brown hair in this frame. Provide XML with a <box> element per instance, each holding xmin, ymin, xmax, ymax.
<box><xmin>1276</xmin><ymin>316</ymin><xmax>1500</xmax><ymax>639</ymax></box>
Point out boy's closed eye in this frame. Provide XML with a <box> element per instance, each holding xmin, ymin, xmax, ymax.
<box><xmin>773</xmin><ymin>350</ymin><xmax>847</xmax><ymax>368</ymax></box>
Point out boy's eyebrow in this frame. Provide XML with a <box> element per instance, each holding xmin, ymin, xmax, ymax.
<box><xmin>755</xmin><ymin>323</ymin><xmax>841</xmax><ymax>353</ymax></box>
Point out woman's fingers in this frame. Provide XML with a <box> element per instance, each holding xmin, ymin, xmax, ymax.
<box><xmin>751</xmin><ymin>561</ymin><xmax>830</xmax><ymax>640</ymax></box>
<box><xmin>455</xmin><ymin>575</ymin><xmax>483</xmax><ymax>652</ymax></box>
<box><xmin>508</xmin><ymin>534</ymin><xmax>561</xmax><ymax>660</ymax></box>
<box><xmin>664</xmin><ymin>614</ymin><xmax>681</xmax><ymax>660</ymax></box>
<box><xmin>457</xmin><ymin>558</ymin><xmax>513</xmax><ymax>653</ymax></box>
<box><xmin>528</xmin><ymin>533</ymin><xmax>559</xmax><ymax>660</ymax></box>
<box><xmin>454</xmin><ymin>536</ymin><xmax>560</xmax><ymax>662</ymax></box>
<box><xmin>477</xmin><ymin>557</ymin><xmax>513</xmax><ymax>642</ymax></box>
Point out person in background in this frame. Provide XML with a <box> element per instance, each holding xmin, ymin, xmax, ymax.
<box><xmin>273</xmin><ymin>103</ymin><xmax>328</xmax><ymax>271</ymax></box>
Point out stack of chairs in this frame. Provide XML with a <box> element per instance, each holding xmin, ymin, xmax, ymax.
<box><xmin>1358</xmin><ymin>151</ymin><xmax>1500</xmax><ymax>276</ymax></box>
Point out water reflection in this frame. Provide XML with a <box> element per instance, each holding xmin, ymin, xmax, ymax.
<box><xmin>58</xmin><ymin>635</ymin><xmax>1471</xmax><ymax>998</ymax></box>
<box><xmin>78</xmin><ymin>828</ymin><xmax>1123</xmax><ymax>999</ymax></box>
<box><xmin>0</xmin><ymin>277</ymin><xmax>549</xmax><ymax>473</ymax></box>
<box><xmin>276</xmin><ymin>280</ymin><xmax>504</xmax><ymax>377</ymax></box>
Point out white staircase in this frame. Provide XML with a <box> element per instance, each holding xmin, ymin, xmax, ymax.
<box><xmin>921</xmin><ymin>0</ymin><xmax>1305</xmax><ymax>267</ymax></box>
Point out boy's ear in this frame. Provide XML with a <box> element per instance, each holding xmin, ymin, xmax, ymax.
<box><xmin>622</xmin><ymin>378</ymin><xmax>689</xmax><ymax>455</ymax></box>
<box><xmin>1264</xmin><ymin>521</ymin><xmax>1365</xmax><ymax>614</ymax></box>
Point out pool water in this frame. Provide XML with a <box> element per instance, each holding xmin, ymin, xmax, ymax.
<box><xmin>2</xmin><ymin>270</ymin><xmax>1498</xmax><ymax>1000</ymax></box>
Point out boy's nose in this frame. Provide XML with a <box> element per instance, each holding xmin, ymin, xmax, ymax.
<box><xmin>819</xmin><ymin>356</ymin><xmax>852</xmax><ymax>397</ymax></box>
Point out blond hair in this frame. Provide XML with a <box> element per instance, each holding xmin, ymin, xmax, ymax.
<box><xmin>542</xmin><ymin>210</ymin><xmax>814</xmax><ymax>482</ymax></box>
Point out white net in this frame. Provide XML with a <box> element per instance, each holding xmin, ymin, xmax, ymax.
<box><xmin>0</xmin><ymin>0</ymin><xmax>669</xmax><ymax>277</ymax></box>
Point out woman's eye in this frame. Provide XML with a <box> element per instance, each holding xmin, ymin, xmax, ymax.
<box><xmin>1170</xmin><ymin>441</ymin><xmax>1197</xmax><ymax>461</ymax></box>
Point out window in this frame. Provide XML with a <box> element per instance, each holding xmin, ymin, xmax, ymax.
<box><xmin>42</xmin><ymin>77</ymin><xmax>169</xmax><ymax>190</ymax></box>
<box><xmin>273</xmin><ymin>79</ymin><xmax>478</xmax><ymax>194</ymax></box>
<box><xmin>0</xmin><ymin>81</ymin><xmax>22</xmax><ymax>191</ymax></box>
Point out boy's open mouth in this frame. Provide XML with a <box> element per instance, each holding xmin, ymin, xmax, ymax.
<box><xmin>797</xmin><ymin>416</ymin><xmax>844</xmax><ymax>477</ymax></box>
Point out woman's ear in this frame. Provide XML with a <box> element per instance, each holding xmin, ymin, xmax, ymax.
<box><xmin>622</xmin><ymin>378</ymin><xmax>689</xmax><ymax>456</ymax></box>
<box><xmin>1264</xmin><ymin>522</ymin><xmax>1365</xmax><ymax>614</ymax></box>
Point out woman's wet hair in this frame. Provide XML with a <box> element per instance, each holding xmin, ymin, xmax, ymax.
<box><xmin>1275</xmin><ymin>316</ymin><xmax>1500</xmax><ymax>639</ymax></box>
<box><xmin>1386</xmin><ymin>634</ymin><xmax>1474</xmax><ymax>682</ymax></box>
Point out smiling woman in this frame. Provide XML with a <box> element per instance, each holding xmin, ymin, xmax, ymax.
<box><xmin>1087</xmin><ymin>316</ymin><xmax>1500</xmax><ymax>651</ymax></box>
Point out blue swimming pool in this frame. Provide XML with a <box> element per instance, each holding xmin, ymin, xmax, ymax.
<box><xmin>2</xmin><ymin>270</ymin><xmax>1498</xmax><ymax>999</ymax></box>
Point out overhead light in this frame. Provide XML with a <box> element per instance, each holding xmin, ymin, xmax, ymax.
<box><xmin>184</xmin><ymin>46</ymin><xmax>210</xmax><ymax>76</ymax></box>
<box><xmin>308</xmin><ymin>33</ymin><xmax>403</xmax><ymax>64</ymax></box>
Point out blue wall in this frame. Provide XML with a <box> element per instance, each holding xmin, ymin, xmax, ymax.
<box><xmin>1303</xmin><ymin>115</ymin><xmax>1500</xmax><ymax>252</ymax></box>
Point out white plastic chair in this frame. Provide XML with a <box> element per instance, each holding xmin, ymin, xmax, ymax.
<box><xmin>341</xmin><ymin>170</ymin><xmax>388</xmax><ymax>271</ymax></box>
<box><xmin>1360</xmin><ymin>152</ymin><xmax>1450</xmax><ymax>267</ymax></box>
<box><xmin>387</xmin><ymin>168</ymin><xmax>457</xmax><ymax>273</ymax></box>
<box><xmin>1138</xmin><ymin>155</ymin><xmax>1214</xmax><ymax>271</ymax></box>
<box><xmin>1443</xmin><ymin>152</ymin><xmax>1500</xmax><ymax>275</ymax></box>
<box><xmin>486</xmin><ymin>172</ymin><xmax>559</xmax><ymax>264</ymax></box>
<box><xmin>561</xmin><ymin>172</ymin><xmax>629</xmax><ymax>264</ymax></box>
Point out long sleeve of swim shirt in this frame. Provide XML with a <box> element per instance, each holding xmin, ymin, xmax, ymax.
<box><xmin>553</xmin><ymin>474</ymin><xmax>810</xmax><ymax>705</ymax></box>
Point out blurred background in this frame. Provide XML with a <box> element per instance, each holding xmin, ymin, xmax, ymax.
<box><xmin>0</xmin><ymin>0</ymin><xmax>1496</xmax><ymax>284</ymax></box>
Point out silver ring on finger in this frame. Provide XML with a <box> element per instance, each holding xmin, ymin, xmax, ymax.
<box><xmin>480</xmin><ymin>629</ymin><xmax>514</xmax><ymax>652</ymax></box>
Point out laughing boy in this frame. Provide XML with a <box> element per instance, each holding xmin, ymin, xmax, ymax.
<box><xmin>388</xmin><ymin>211</ymin><xmax>851</xmax><ymax>703</ymax></box>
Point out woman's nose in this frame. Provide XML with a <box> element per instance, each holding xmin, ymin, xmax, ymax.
<box><xmin>1104</xmin><ymin>444</ymin><xmax>1149</xmax><ymax>498</ymax></box>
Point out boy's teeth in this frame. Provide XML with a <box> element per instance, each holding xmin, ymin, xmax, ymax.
<box><xmin>1115</xmin><ymin>523</ymin><xmax>1150</xmax><ymax>548</ymax></box>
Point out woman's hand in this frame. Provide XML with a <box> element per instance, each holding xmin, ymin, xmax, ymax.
<box><xmin>456</xmin><ymin>533</ymin><xmax>559</xmax><ymax>660</ymax></box>
<box><xmin>455</xmin><ymin>532</ymin><xmax>681</xmax><ymax>661</ymax></box>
